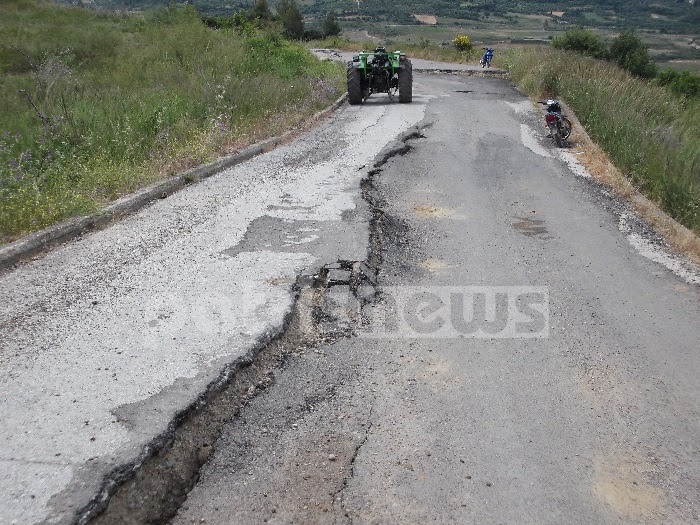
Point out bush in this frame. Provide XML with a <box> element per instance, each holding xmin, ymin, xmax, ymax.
<box><xmin>322</xmin><ymin>13</ymin><xmax>342</xmax><ymax>37</ymax></box>
<box><xmin>551</xmin><ymin>29</ymin><xmax>608</xmax><ymax>59</ymax></box>
<box><xmin>251</xmin><ymin>0</ymin><xmax>273</xmax><ymax>20</ymax></box>
<box><xmin>657</xmin><ymin>69</ymin><xmax>700</xmax><ymax>99</ymax></box>
<box><xmin>610</xmin><ymin>30</ymin><xmax>657</xmax><ymax>78</ymax></box>
<box><xmin>276</xmin><ymin>0</ymin><xmax>304</xmax><ymax>39</ymax></box>
<box><xmin>453</xmin><ymin>34</ymin><xmax>473</xmax><ymax>52</ymax></box>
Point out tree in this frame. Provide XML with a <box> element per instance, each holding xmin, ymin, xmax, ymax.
<box><xmin>609</xmin><ymin>30</ymin><xmax>657</xmax><ymax>78</ymax></box>
<box><xmin>322</xmin><ymin>12</ymin><xmax>341</xmax><ymax>37</ymax></box>
<box><xmin>277</xmin><ymin>0</ymin><xmax>304</xmax><ymax>39</ymax></box>
<box><xmin>551</xmin><ymin>29</ymin><xmax>608</xmax><ymax>59</ymax></box>
<box><xmin>252</xmin><ymin>0</ymin><xmax>273</xmax><ymax>20</ymax></box>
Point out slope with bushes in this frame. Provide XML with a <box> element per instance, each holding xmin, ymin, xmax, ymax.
<box><xmin>0</xmin><ymin>0</ymin><xmax>344</xmax><ymax>241</ymax></box>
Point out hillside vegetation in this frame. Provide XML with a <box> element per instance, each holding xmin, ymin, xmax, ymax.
<box><xmin>65</xmin><ymin>0</ymin><xmax>700</xmax><ymax>75</ymax></box>
<box><xmin>75</xmin><ymin>0</ymin><xmax>700</xmax><ymax>34</ymax></box>
<box><xmin>503</xmin><ymin>46</ymin><xmax>700</xmax><ymax>234</ymax></box>
<box><xmin>0</xmin><ymin>0</ymin><xmax>343</xmax><ymax>241</ymax></box>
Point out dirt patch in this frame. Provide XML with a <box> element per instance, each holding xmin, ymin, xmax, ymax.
<box><xmin>416</xmin><ymin>258</ymin><xmax>450</xmax><ymax>272</ymax></box>
<box><xmin>413</xmin><ymin>204</ymin><xmax>455</xmax><ymax>218</ymax></box>
<box><xmin>592</xmin><ymin>456</ymin><xmax>666</xmax><ymax>520</ymax></box>
<box><xmin>413</xmin><ymin>14</ymin><xmax>437</xmax><ymax>25</ymax></box>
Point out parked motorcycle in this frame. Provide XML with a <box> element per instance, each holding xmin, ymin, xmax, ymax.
<box><xmin>540</xmin><ymin>99</ymin><xmax>572</xmax><ymax>147</ymax></box>
<box><xmin>480</xmin><ymin>48</ymin><xmax>494</xmax><ymax>68</ymax></box>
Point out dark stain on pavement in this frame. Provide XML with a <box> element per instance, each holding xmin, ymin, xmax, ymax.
<box><xmin>512</xmin><ymin>216</ymin><xmax>549</xmax><ymax>237</ymax></box>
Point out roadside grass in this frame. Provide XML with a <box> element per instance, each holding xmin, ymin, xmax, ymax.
<box><xmin>502</xmin><ymin>46</ymin><xmax>700</xmax><ymax>234</ymax></box>
<box><xmin>0</xmin><ymin>1</ymin><xmax>344</xmax><ymax>242</ymax></box>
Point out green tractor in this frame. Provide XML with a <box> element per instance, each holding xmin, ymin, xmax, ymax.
<box><xmin>347</xmin><ymin>47</ymin><xmax>413</xmax><ymax>104</ymax></box>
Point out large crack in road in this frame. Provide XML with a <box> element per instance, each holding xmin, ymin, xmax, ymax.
<box><xmin>86</xmin><ymin>124</ymin><xmax>430</xmax><ymax>525</ymax></box>
<box><xmin>158</xmin><ymin>128</ymin><xmax>429</xmax><ymax>525</ymax></box>
<box><xmin>0</xmin><ymin>88</ymin><xmax>427</xmax><ymax>524</ymax></box>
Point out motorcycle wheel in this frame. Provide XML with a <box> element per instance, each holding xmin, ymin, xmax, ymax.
<box><xmin>552</xmin><ymin>128</ymin><xmax>563</xmax><ymax>147</ymax></box>
<box><xmin>560</xmin><ymin>117</ymin><xmax>572</xmax><ymax>140</ymax></box>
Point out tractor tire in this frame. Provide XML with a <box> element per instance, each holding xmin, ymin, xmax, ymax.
<box><xmin>347</xmin><ymin>65</ymin><xmax>363</xmax><ymax>105</ymax></box>
<box><xmin>398</xmin><ymin>60</ymin><xmax>413</xmax><ymax>103</ymax></box>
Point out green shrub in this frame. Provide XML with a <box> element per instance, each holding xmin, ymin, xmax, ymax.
<box><xmin>322</xmin><ymin>13</ymin><xmax>342</xmax><ymax>38</ymax></box>
<box><xmin>453</xmin><ymin>34</ymin><xmax>473</xmax><ymax>52</ymax></box>
<box><xmin>657</xmin><ymin>69</ymin><xmax>700</xmax><ymax>99</ymax></box>
<box><xmin>252</xmin><ymin>0</ymin><xmax>273</xmax><ymax>20</ymax></box>
<box><xmin>417</xmin><ymin>37</ymin><xmax>431</xmax><ymax>49</ymax></box>
<box><xmin>610</xmin><ymin>30</ymin><xmax>657</xmax><ymax>79</ymax></box>
<box><xmin>276</xmin><ymin>0</ymin><xmax>304</xmax><ymax>39</ymax></box>
<box><xmin>551</xmin><ymin>29</ymin><xmax>608</xmax><ymax>59</ymax></box>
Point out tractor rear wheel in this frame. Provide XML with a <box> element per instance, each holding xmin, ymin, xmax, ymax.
<box><xmin>347</xmin><ymin>64</ymin><xmax>363</xmax><ymax>105</ymax></box>
<box><xmin>398</xmin><ymin>60</ymin><xmax>413</xmax><ymax>103</ymax></box>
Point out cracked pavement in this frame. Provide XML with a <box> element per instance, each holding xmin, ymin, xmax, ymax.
<box><xmin>169</xmin><ymin>337</ymin><xmax>377</xmax><ymax>525</ymax></box>
<box><xmin>171</xmin><ymin>73</ymin><xmax>699</xmax><ymax>524</ymax></box>
<box><xmin>1</xmin><ymin>69</ymin><xmax>699</xmax><ymax>525</ymax></box>
<box><xmin>0</xmin><ymin>89</ymin><xmax>426</xmax><ymax>523</ymax></box>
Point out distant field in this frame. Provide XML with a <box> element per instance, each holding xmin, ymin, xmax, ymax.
<box><xmin>659</xmin><ymin>60</ymin><xmax>700</xmax><ymax>73</ymax></box>
<box><xmin>337</xmin><ymin>20</ymin><xmax>700</xmax><ymax>71</ymax></box>
<box><xmin>54</xmin><ymin>0</ymin><xmax>700</xmax><ymax>68</ymax></box>
<box><xmin>65</xmin><ymin>0</ymin><xmax>700</xmax><ymax>36</ymax></box>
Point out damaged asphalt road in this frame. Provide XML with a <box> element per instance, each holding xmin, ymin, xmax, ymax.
<box><xmin>172</xmin><ymin>74</ymin><xmax>700</xmax><ymax>525</ymax></box>
<box><xmin>2</xmin><ymin>71</ymin><xmax>700</xmax><ymax>525</ymax></box>
<box><xmin>0</xmin><ymin>90</ymin><xmax>426</xmax><ymax>524</ymax></box>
